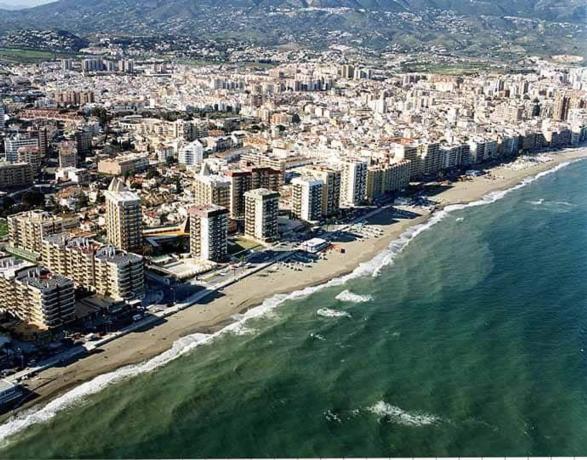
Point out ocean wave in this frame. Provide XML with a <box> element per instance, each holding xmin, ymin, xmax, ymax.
<box><xmin>335</xmin><ymin>290</ymin><xmax>373</xmax><ymax>303</ymax></box>
<box><xmin>0</xmin><ymin>157</ymin><xmax>580</xmax><ymax>444</ymax></box>
<box><xmin>229</xmin><ymin>325</ymin><xmax>257</xmax><ymax>336</ymax></box>
<box><xmin>528</xmin><ymin>198</ymin><xmax>576</xmax><ymax>212</ymax></box>
<box><xmin>317</xmin><ymin>308</ymin><xmax>352</xmax><ymax>319</ymax></box>
<box><xmin>368</xmin><ymin>401</ymin><xmax>441</xmax><ymax>427</ymax></box>
<box><xmin>309</xmin><ymin>332</ymin><xmax>326</xmax><ymax>341</ymax></box>
<box><xmin>529</xmin><ymin>198</ymin><xmax>545</xmax><ymax>205</ymax></box>
<box><xmin>324</xmin><ymin>409</ymin><xmax>342</xmax><ymax>423</ymax></box>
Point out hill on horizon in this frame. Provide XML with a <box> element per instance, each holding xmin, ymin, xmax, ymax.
<box><xmin>0</xmin><ymin>0</ymin><xmax>584</xmax><ymax>57</ymax></box>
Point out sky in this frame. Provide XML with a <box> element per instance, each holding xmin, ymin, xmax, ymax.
<box><xmin>0</xmin><ymin>0</ymin><xmax>56</xmax><ymax>9</ymax></box>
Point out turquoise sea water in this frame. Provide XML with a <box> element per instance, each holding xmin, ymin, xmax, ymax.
<box><xmin>2</xmin><ymin>158</ymin><xmax>587</xmax><ymax>457</ymax></box>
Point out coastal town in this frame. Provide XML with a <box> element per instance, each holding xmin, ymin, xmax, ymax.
<box><xmin>0</xmin><ymin>47</ymin><xmax>586</xmax><ymax>412</ymax></box>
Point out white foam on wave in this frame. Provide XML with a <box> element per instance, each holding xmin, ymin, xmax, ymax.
<box><xmin>309</xmin><ymin>332</ymin><xmax>326</xmax><ymax>341</ymax></box>
<box><xmin>528</xmin><ymin>198</ymin><xmax>576</xmax><ymax>214</ymax></box>
<box><xmin>0</xmin><ymin>158</ymin><xmax>579</xmax><ymax>444</ymax></box>
<box><xmin>317</xmin><ymin>308</ymin><xmax>351</xmax><ymax>319</ymax></box>
<box><xmin>335</xmin><ymin>290</ymin><xmax>373</xmax><ymax>303</ymax></box>
<box><xmin>368</xmin><ymin>401</ymin><xmax>441</xmax><ymax>427</ymax></box>
<box><xmin>529</xmin><ymin>198</ymin><xmax>545</xmax><ymax>205</ymax></box>
<box><xmin>324</xmin><ymin>409</ymin><xmax>342</xmax><ymax>423</ymax></box>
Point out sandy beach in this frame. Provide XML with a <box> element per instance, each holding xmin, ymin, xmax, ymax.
<box><xmin>8</xmin><ymin>147</ymin><xmax>587</xmax><ymax>419</ymax></box>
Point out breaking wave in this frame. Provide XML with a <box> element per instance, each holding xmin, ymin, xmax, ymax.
<box><xmin>317</xmin><ymin>308</ymin><xmax>352</xmax><ymax>318</ymax></box>
<box><xmin>335</xmin><ymin>290</ymin><xmax>373</xmax><ymax>303</ymax></box>
<box><xmin>528</xmin><ymin>198</ymin><xmax>576</xmax><ymax>213</ymax></box>
<box><xmin>368</xmin><ymin>401</ymin><xmax>441</xmax><ymax>427</ymax></box>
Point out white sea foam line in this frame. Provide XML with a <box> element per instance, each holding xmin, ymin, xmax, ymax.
<box><xmin>0</xmin><ymin>158</ymin><xmax>579</xmax><ymax>444</ymax></box>
<box><xmin>368</xmin><ymin>401</ymin><xmax>441</xmax><ymax>426</ymax></box>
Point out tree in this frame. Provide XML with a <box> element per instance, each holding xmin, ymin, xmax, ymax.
<box><xmin>77</xmin><ymin>194</ymin><xmax>89</xmax><ymax>209</ymax></box>
<box><xmin>146</xmin><ymin>169</ymin><xmax>161</xmax><ymax>179</ymax></box>
<box><xmin>22</xmin><ymin>190</ymin><xmax>45</xmax><ymax>208</ymax></box>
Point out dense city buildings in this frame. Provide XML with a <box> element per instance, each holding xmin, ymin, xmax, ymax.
<box><xmin>0</xmin><ymin>41</ymin><xmax>586</xmax><ymax>371</ymax></box>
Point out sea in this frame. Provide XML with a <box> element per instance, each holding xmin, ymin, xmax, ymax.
<box><xmin>1</xmin><ymin>156</ymin><xmax>587</xmax><ymax>458</ymax></box>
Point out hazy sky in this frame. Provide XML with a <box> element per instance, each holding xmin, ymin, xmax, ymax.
<box><xmin>0</xmin><ymin>0</ymin><xmax>56</xmax><ymax>8</ymax></box>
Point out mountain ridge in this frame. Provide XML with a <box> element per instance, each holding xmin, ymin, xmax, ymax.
<box><xmin>0</xmin><ymin>0</ymin><xmax>584</xmax><ymax>57</ymax></box>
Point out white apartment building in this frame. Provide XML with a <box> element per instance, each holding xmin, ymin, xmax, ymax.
<box><xmin>291</xmin><ymin>176</ymin><xmax>324</xmax><ymax>222</ymax></box>
<box><xmin>244</xmin><ymin>188</ymin><xmax>280</xmax><ymax>242</ymax></box>
<box><xmin>188</xmin><ymin>204</ymin><xmax>229</xmax><ymax>262</ymax></box>
<box><xmin>4</xmin><ymin>134</ymin><xmax>38</xmax><ymax>163</ymax></box>
<box><xmin>179</xmin><ymin>140</ymin><xmax>204</xmax><ymax>167</ymax></box>
<box><xmin>339</xmin><ymin>160</ymin><xmax>368</xmax><ymax>207</ymax></box>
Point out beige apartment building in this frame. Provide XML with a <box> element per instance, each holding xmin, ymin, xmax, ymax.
<box><xmin>7</xmin><ymin>210</ymin><xmax>72</xmax><ymax>256</ymax></box>
<box><xmin>98</xmin><ymin>153</ymin><xmax>149</xmax><ymax>176</ymax></box>
<box><xmin>0</xmin><ymin>257</ymin><xmax>76</xmax><ymax>330</ymax></box>
<box><xmin>193</xmin><ymin>173</ymin><xmax>231</xmax><ymax>210</ymax></box>
<box><xmin>42</xmin><ymin>234</ymin><xmax>145</xmax><ymax>301</ymax></box>
<box><xmin>104</xmin><ymin>179</ymin><xmax>143</xmax><ymax>252</ymax></box>
<box><xmin>365</xmin><ymin>159</ymin><xmax>411</xmax><ymax>203</ymax></box>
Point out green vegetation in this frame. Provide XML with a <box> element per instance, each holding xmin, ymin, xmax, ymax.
<box><xmin>0</xmin><ymin>219</ymin><xmax>8</xmax><ymax>238</ymax></box>
<box><xmin>400</xmin><ymin>61</ymin><xmax>505</xmax><ymax>76</ymax></box>
<box><xmin>0</xmin><ymin>48</ymin><xmax>74</xmax><ymax>64</ymax></box>
<box><xmin>175</xmin><ymin>59</ymin><xmax>222</xmax><ymax>68</ymax></box>
<box><xmin>228</xmin><ymin>237</ymin><xmax>262</xmax><ymax>255</ymax></box>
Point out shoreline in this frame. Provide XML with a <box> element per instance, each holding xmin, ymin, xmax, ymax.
<box><xmin>2</xmin><ymin>147</ymin><xmax>587</xmax><ymax>434</ymax></box>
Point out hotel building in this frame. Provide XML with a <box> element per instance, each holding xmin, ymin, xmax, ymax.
<box><xmin>304</xmin><ymin>166</ymin><xmax>341</xmax><ymax>217</ymax></box>
<box><xmin>0</xmin><ymin>258</ymin><xmax>76</xmax><ymax>330</ymax></box>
